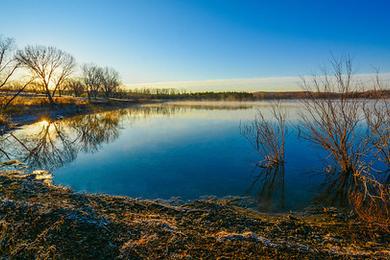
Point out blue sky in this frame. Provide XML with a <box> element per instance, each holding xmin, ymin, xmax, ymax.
<box><xmin>1</xmin><ymin>0</ymin><xmax>390</xmax><ymax>91</ymax></box>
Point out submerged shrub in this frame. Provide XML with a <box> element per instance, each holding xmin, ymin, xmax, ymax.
<box><xmin>299</xmin><ymin>57</ymin><xmax>389</xmax><ymax>227</ymax></box>
<box><xmin>241</xmin><ymin>102</ymin><xmax>287</xmax><ymax>168</ymax></box>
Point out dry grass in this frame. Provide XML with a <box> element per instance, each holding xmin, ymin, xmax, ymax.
<box><xmin>0</xmin><ymin>95</ymin><xmax>88</xmax><ymax>107</ymax></box>
<box><xmin>0</xmin><ymin>171</ymin><xmax>388</xmax><ymax>259</ymax></box>
<box><xmin>0</xmin><ymin>113</ymin><xmax>10</xmax><ymax>126</ymax></box>
<box><xmin>0</xmin><ymin>95</ymin><xmax>90</xmax><ymax>117</ymax></box>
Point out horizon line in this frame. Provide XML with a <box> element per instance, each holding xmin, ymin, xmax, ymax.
<box><xmin>122</xmin><ymin>72</ymin><xmax>390</xmax><ymax>92</ymax></box>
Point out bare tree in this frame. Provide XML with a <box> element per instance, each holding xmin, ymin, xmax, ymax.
<box><xmin>82</xmin><ymin>64</ymin><xmax>103</xmax><ymax>100</ymax></box>
<box><xmin>299</xmin><ymin>57</ymin><xmax>365</xmax><ymax>174</ymax></box>
<box><xmin>101</xmin><ymin>67</ymin><xmax>120</xmax><ymax>98</ymax></box>
<box><xmin>365</xmin><ymin>103</ymin><xmax>390</xmax><ymax>169</ymax></box>
<box><xmin>363</xmin><ymin>73</ymin><xmax>390</xmax><ymax>172</ymax></box>
<box><xmin>300</xmin><ymin>57</ymin><xmax>389</xmax><ymax>227</ymax></box>
<box><xmin>15</xmin><ymin>46</ymin><xmax>75</xmax><ymax>104</ymax></box>
<box><xmin>0</xmin><ymin>36</ymin><xmax>19</xmax><ymax>90</ymax></box>
<box><xmin>0</xmin><ymin>36</ymin><xmax>36</xmax><ymax>113</ymax></box>
<box><xmin>65</xmin><ymin>78</ymin><xmax>85</xmax><ymax>97</ymax></box>
<box><xmin>1</xmin><ymin>77</ymin><xmax>35</xmax><ymax>110</ymax></box>
<box><xmin>241</xmin><ymin>102</ymin><xmax>287</xmax><ymax>168</ymax></box>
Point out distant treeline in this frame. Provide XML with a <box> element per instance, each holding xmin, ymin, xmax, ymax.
<box><xmin>113</xmin><ymin>88</ymin><xmax>390</xmax><ymax>100</ymax></box>
<box><xmin>115</xmin><ymin>89</ymin><xmax>255</xmax><ymax>101</ymax></box>
<box><xmin>2</xmin><ymin>85</ymin><xmax>390</xmax><ymax>101</ymax></box>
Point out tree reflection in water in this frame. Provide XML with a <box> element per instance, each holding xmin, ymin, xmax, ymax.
<box><xmin>247</xmin><ymin>165</ymin><xmax>285</xmax><ymax>212</ymax></box>
<box><xmin>68</xmin><ymin>112</ymin><xmax>122</xmax><ymax>153</ymax></box>
<box><xmin>316</xmin><ymin>164</ymin><xmax>389</xmax><ymax>218</ymax></box>
<box><xmin>0</xmin><ymin>104</ymin><xmax>251</xmax><ymax>172</ymax></box>
<box><xmin>0</xmin><ymin>110</ymin><xmax>124</xmax><ymax>171</ymax></box>
<box><xmin>315</xmin><ymin>169</ymin><xmax>353</xmax><ymax>208</ymax></box>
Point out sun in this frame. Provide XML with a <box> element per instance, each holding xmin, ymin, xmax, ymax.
<box><xmin>39</xmin><ymin>118</ymin><xmax>50</xmax><ymax>127</ymax></box>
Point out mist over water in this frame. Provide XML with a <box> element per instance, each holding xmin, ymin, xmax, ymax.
<box><xmin>1</xmin><ymin>101</ymin><xmax>339</xmax><ymax>212</ymax></box>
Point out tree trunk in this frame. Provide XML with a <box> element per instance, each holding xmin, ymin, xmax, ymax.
<box><xmin>2</xmin><ymin>80</ymin><xmax>32</xmax><ymax>110</ymax></box>
<box><xmin>46</xmin><ymin>87</ymin><xmax>55</xmax><ymax>104</ymax></box>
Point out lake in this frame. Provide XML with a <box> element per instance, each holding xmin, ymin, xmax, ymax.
<box><xmin>0</xmin><ymin>101</ymin><xmax>339</xmax><ymax>212</ymax></box>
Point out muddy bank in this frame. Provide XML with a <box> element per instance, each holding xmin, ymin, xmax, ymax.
<box><xmin>0</xmin><ymin>171</ymin><xmax>388</xmax><ymax>259</ymax></box>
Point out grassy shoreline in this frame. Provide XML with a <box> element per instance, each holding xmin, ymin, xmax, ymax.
<box><xmin>0</xmin><ymin>171</ymin><xmax>388</xmax><ymax>259</ymax></box>
<box><xmin>0</xmin><ymin>96</ymin><xmax>162</xmax><ymax>133</ymax></box>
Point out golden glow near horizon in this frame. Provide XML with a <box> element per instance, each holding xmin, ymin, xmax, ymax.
<box><xmin>123</xmin><ymin>72</ymin><xmax>390</xmax><ymax>92</ymax></box>
<box><xmin>125</xmin><ymin>76</ymin><xmax>302</xmax><ymax>92</ymax></box>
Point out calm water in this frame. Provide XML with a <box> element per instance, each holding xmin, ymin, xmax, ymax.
<box><xmin>1</xmin><ymin>101</ymin><xmax>335</xmax><ymax>212</ymax></box>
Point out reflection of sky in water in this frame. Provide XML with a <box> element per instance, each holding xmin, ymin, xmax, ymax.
<box><xmin>2</xmin><ymin>101</ymin><xmax>329</xmax><ymax>212</ymax></box>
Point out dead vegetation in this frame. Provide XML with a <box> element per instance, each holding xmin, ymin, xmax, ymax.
<box><xmin>1</xmin><ymin>95</ymin><xmax>88</xmax><ymax>108</ymax></box>
<box><xmin>241</xmin><ymin>102</ymin><xmax>287</xmax><ymax>168</ymax></box>
<box><xmin>299</xmin><ymin>57</ymin><xmax>389</xmax><ymax>228</ymax></box>
<box><xmin>242</xmin><ymin>58</ymin><xmax>389</xmax><ymax>228</ymax></box>
<box><xmin>0</xmin><ymin>113</ymin><xmax>10</xmax><ymax>127</ymax></box>
<box><xmin>0</xmin><ymin>172</ymin><xmax>388</xmax><ymax>259</ymax></box>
